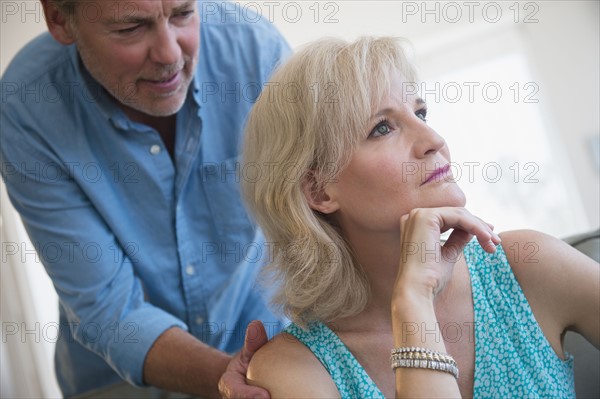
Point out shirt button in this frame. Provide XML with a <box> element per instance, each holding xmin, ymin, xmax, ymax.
<box><xmin>185</xmin><ymin>264</ymin><xmax>195</xmax><ymax>276</ymax></box>
<box><xmin>195</xmin><ymin>316</ymin><xmax>204</xmax><ymax>325</ymax></box>
<box><xmin>150</xmin><ymin>144</ymin><xmax>161</xmax><ymax>155</ymax></box>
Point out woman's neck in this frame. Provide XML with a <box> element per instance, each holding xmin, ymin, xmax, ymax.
<box><xmin>331</xmin><ymin>228</ymin><xmax>402</xmax><ymax>332</ymax></box>
<box><xmin>332</xmin><ymin>225</ymin><xmax>462</xmax><ymax>334</ymax></box>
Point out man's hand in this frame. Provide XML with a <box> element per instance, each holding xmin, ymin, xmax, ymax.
<box><xmin>219</xmin><ymin>320</ymin><xmax>270</xmax><ymax>399</ymax></box>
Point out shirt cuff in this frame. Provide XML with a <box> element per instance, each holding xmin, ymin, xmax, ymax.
<box><xmin>104</xmin><ymin>305</ymin><xmax>188</xmax><ymax>387</ymax></box>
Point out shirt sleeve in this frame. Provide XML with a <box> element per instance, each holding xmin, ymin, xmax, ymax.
<box><xmin>0</xmin><ymin>105</ymin><xmax>188</xmax><ymax>387</ymax></box>
<box><xmin>261</xmin><ymin>24</ymin><xmax>292</xmax><ymax>83</ymax></box>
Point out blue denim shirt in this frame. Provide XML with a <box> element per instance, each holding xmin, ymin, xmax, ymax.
<box><xmin>0</xmin><ymin>3</ymin><xmax>290</xmax><ymax>396</ymax></box>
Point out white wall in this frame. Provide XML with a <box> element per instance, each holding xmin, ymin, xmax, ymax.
<box><xmin>1</xmin><ymin>1</ymin><xmax>62</xmax><ymax>397</ymax></box>
<box><xmin>520</xmin><ymin>1</ymin><xmax>599</xmax><ymax>228</ymax></box>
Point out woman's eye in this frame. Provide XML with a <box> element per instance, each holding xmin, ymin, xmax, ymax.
<box><xmin>370</xmin><ymin>121</ymin><xmax>392</xmax><ymax>137</ymax></box>
<box><xmin>416</xmin><ymin>109</ymin><xmax>428</xmax><ymax>122</ymax></box>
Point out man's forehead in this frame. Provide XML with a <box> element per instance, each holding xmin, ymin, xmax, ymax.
<box><xmin>74</xmin><ymin>0</ymin><xmax>196</xmax><ymax>23</ymax></box>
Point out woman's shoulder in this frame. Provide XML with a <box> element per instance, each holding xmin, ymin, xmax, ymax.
<box><xmin>498</xmin><ymin>229</ymin><xmax>599</xmax><ymax>340</ymax></box>
<box><xmin>498</xmin><ymin>229</ymin><xmax>574</xmax><ymax>273</ymax></box>
<box><xmin>496</xmin><ymin>229</ymin><xmax>575</xmax><ymax>294</ymax></box>
<box><xmin>247</xmin><ymin>331</ymin><xmax>340</xmax><ymax>397</ymax></box>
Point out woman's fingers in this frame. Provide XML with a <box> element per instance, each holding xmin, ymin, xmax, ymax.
<box><xmin>435</xmin><ymin>208</ymin><xmax>500</xmax><ymax>253</ymax></box>
<box><xmin>401</xmin><ymin>207</ymin><xmax>500</xmax><ymax>255</ymax></box>
<box><xmin>397</xmin><ymin>207</ymin><xmax>499</xmax><ymax>298</ymax></box>
<box><xmin>442</xmin><ymin>228</ymin><xmax>473</xmax><ymax>260</ymax></box>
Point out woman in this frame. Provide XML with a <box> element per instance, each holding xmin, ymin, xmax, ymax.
<box><xmin>241</xmin><ymin>37</ymin><xmax>599</xmax><ymax>398</ymax></box>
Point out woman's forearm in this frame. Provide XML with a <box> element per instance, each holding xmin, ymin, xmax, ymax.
<box><xmin>392</xmin><ymin>294</ymin><xmax>462</xmax><ymax>398</ymax></box>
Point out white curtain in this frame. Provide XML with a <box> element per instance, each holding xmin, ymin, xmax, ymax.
<box><xmin>1</xmin><ymin>181</ymin><xmax>62</xmax><ymax>398</ymax></box>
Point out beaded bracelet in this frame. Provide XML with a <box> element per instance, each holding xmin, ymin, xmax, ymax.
<box><xmin>390</xmin><ymin>347</ymin><xmax>459</xmax><ymax>379</ymax></box>
<box><xmin>391</xmin><ymin>350</ymin><xmax>457</xmax><ymax>367</ymax></box>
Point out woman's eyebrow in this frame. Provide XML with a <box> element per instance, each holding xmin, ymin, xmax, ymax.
<box><xmin>370</xmin><ymin>107</ymin><xmax>394</xmax><ymax>121</ymax></box>
<box><xmin>370</xmin><ymin>98</ymin><xmax>427</xmax><ymax>120</ymax></box>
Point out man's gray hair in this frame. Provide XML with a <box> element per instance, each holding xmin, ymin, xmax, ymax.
<box><xmin>49</xmin><ymin>0</ymin><xmax>78</xmax><ymax>15</ymax></box>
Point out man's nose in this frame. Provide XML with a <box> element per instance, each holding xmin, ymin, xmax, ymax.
<box><xmin>150</xmin><ymin>25</ymin><xmax>181</xmax><ymax>66</ymax></box>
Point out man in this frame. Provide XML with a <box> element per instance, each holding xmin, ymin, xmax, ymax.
<box><xmin>0</xmin><ymin>0</ymin><xmax>290</xmax><ymax>397</ymax></box>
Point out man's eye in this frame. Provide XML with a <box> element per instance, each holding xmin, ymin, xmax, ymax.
<box><xmin>416</xmin><ymin>109</ymin><xmax>428</xmax><ymax>122</ymax></box>
<box><xmin>176</xmin><ymin>9</ymin><xmax>195</xmax><ymax>18</ymax></box>
<box><xmin>117</xmin><ymin>25</ymin><xmax>140</xmax><ymax>34</ymax></box>
<box><xmin>370</xmin><ymin>121</ymin><xmax>392</xmax><ymax>137</ymax></box>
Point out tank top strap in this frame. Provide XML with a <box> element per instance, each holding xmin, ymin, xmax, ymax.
<box><xmin>284</xmin><ymin>322</ymin><xmax>385</xmax><ymax>398</ymax></box>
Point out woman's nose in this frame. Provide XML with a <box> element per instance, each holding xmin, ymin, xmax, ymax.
<box><xmin>413</xmin><ymin>122</ymin><xmax>446</xmax><ymax>158</ymax></box>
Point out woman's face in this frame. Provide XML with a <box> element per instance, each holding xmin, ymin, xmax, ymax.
<box><xmin>323</xmin><ymin>73</ymin><xmax>466</xmax><ymax>234</ymax></box>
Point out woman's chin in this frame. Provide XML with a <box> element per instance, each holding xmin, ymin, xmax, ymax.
<box><xmin>437</xmin><ymin>184</ymin><xmax>467</xmax><ymax>208</ymax></box>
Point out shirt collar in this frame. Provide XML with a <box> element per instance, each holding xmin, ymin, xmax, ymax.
<box><xmin>191</xmin><ymin>73</ymin><xmax>202</xmax><ymax>109</ymax></box>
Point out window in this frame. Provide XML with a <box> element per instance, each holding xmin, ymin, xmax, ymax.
<box><xmin>418</xmin><ymin>34</ymin><xmax>589</xmax><ymax>236</ymax></box>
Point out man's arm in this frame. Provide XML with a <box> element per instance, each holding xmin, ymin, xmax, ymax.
<box><xmin>144</xmin><ymin>327</ymin><xmax>230</xmax><ymax>398</ymax></box>
<box><xmin>1</xmin><ymin>117</ymin><xmax>249</xmax><ymax>397</ymax></box>
<box><xmin>0</xmin><ymin>110</ymin><xmax>192</xmax><ymax>391</ymax></box>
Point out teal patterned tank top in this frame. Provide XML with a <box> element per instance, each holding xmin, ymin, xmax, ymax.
<box><xmin>284</xmin><ymin>240</ymin><xmax>576</xmax><ymax>398</ymax></box>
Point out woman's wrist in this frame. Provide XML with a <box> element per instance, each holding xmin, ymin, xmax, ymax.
<box><xmin>391</xmin><ymin>292</ymin><xmax>448</xmax><ymax>351</ymax></box>
<box><xmin>394</xmin><ymin>266</ymin><xmax>444</xmax><ymax>301</ymax></box>
<box><xmin>392</xmin><ymin>277</ymin><xmax>437</xmax><ymax>309</ymax></box>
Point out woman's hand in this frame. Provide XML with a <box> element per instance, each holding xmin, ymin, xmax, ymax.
<box><xmin>391</xmin><ymin>207</ymin><xmax>499</xmax><ymax>398</ymax></box>
<box><xmin>394</xmin><ymin>207</ymin><xmax>501</xmax><ymax>303</ymax></box>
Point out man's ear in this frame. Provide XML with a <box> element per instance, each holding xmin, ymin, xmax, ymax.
<box><xmin>301</xmin><ymin>172</ymin><xmax>340</xmax><ymax>215</ymax></box>
<box><xmin>41</xmin><ymin>0</ymin><xmax>77</xmax><ymax>45</ymax></box>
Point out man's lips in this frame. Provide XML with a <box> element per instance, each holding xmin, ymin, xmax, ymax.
<box><xmin>142</xmin><ymin>71</ymin><xmax>180</xmax><ymax>84</ymax></box>
<box><xmin>147</xmin><ymin>72</ymin><xmax>179</xmax><ymax>83</ymax></box>
<box><xmin>139</xmin><ymin>71</ymin><xmax>182</xmax><ymax>92</ymax></box>
<box><xmin>421</xmin><ymin>164</ymin><xmax>451</xmax><ymax>186</ymax></box>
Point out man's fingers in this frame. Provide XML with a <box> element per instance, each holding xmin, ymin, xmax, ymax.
<box><xmin>218</xmin><ymin>321</ymin><xmax>271</xmax><ymax>398</ymax></box>
<box><xmin>219</xmin><ymin>371</ymin><xmax>269</xmax><ymax>399</ymax></box>
<box><xmin>241</xmin><ymin>320</ymin><xmax>268</xmax><ymax>364</ymax></box>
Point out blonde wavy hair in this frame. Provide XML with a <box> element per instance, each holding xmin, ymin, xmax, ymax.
<box><xmin>242</xmin><ymin>37</ymin><xmax>417</xmax><ymax>327</ymax></box>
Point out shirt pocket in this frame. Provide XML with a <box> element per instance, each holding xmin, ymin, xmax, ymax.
<box><xmin>202</xmin><ymin>156</ymin><xmax>255</xmax><ymax>239</ymax></box>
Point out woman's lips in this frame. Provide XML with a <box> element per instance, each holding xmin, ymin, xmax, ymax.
<box><xmin>421</xmin><ymin>163</ymin><xmax>451</xmax><ymax>186</ymax></box>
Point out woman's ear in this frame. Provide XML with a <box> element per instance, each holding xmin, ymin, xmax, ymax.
<box><xmin>301</xmin><ymin>172</ymin><xmax>340</xmax><ymax>214</ymax></box>
<box><xmin>41</xmin><ymin>0</ymin><xmax>77</xmax><ymax>45</ymax></box>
